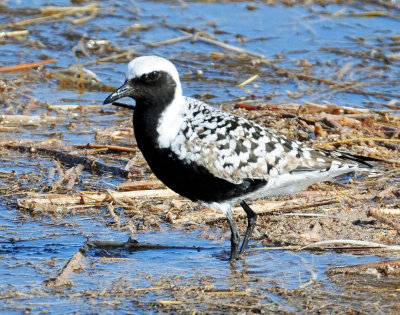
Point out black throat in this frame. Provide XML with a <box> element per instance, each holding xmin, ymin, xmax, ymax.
<box><xmin>132</xmin><ymin>71</ymin><xmax>177</xmax><ymax>149</ymax></box>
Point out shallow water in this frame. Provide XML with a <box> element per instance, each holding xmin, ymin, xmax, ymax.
<box><xmin>1</xmin><ymin>0</ymin><xmax>400</xmax><ymax>313</ymax></box>
<box><xmin>3</xmin><ymin>1</ymin><xmax>400</xmax><ymax>110</ymax></box>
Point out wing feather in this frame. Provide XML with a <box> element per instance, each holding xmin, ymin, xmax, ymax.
<box><xmin>177</xmin><ymin>102</ymin><xmax>338</xmax><ymax>184</ymax></box>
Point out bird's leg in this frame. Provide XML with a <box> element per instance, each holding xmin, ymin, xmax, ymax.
<box><xmin>225</xmin><ymin>210</ymin><xmax>240</xmax><ymax>260</ymax></box>
<box><xmin>239</xmin><ymin>201</ymin><xmax>257</xmax><ymax>256</ymax></box>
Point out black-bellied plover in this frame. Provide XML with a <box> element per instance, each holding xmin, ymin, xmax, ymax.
<box><xmin>104</xmin><ymin>56</ymin><xmax>373</xmax><ymax>260</ymax></box>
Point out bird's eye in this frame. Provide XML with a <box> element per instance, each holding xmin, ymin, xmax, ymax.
<box><xmin>147</xmin><ymin>71</ymin><xmax>160</xmax><ymax>81</ymax></box>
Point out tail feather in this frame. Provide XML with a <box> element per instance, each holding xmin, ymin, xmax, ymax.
<box><xmin>319</xmin><ymin>148</ymin><xmax>380</xmax><ymax>169</ymax></box>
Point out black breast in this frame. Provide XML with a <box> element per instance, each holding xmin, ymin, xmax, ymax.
<box><xmin>133</xmin><ymin>108</ymin><xmax>266</xmax><ymax>203</ymax></box>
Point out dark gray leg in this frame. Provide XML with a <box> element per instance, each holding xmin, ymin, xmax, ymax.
<box><xmin>225</xmin><ymin>210</ymin><xmax>240</xmax><ymax>260</ymax></box>
<box><xmin>239</xmin><ymin>201</ymin><xmax>257</xmax><ymax>256</ymax></box>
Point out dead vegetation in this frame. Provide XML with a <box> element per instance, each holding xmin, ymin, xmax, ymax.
<box><xmin>3</xmin><ymin>99</ymin><xmax>400</xmax><ymax>274</ymax></box>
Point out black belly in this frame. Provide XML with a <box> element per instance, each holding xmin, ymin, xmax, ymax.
<box><xmin>141</xmin><ymin>146</ymin><xmax>266</xmax><ymax>203</ymax></box>
<box><xmin>132</xmin><ymin>108</ymin><xmax>266</xmax><ymax>203</ymax></box>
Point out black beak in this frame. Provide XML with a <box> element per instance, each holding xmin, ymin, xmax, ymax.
<box><xmin>103</xmin><ymin>80</ymin><xmax>134</xmax><ymax>105</ymax></box>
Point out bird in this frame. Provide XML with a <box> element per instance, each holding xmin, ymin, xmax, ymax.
<box><xmin>103</xmin><ymin>55</ymin><xmax>374</xmax><ymax>261</ymax></box>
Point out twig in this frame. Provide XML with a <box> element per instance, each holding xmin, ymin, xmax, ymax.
<box><xmin>371</xmin><ymin>208</ymin><xmax>400</xmax><ymax>216</ymax></box>
<box><xmin>44</xmin><ymin>250</ymin><xmax>86</xmax><ymax>287</ymax></box>
<box><xmin>320</xmin><ymin>183</ymin><xmax>364</xmax><ymax>201</ymax></box>
<box><xmin>0</xmin><ymin>127</ymin><xmax>19</xmax><ymax>132</ymax></box>
<box><xmin>107</xmin><ymin>189</ymin><xmax>179</xmax><ymax>200</ymax></box>
<box><xmin>206</xmin><ymin>290</ymin><xmax>249</xmax><ymax>296</ymax></box>
<box><xmin>117</xmin><ymin>180</ymin><xmax>165</xmax><ymax>191</ymax></box>
<box><xmin>0</xmin><ymin>114</ymin><xmax>62</xmax><ymax>125</ymax></box>
<box><xmin>39</xmin><ymin>4</ymin><xmax>98</xmax><ymax>15</ymax></box>
<box><xmin>196</xmin><ymin>36</ymin><xmax>265</xmax><ymax>58</ymax></box>
<box><xmin>234</xmin><ymin>103</ymin><xmax>261</xmax><ymax>110</ymax></box>
<box><xmin>18</xmin><ymin>189</ymin><xmax>180</xmax><ymax>211</ymax></box>
<box><xmin>146</xmin><ymin>34</ymin><xmax>193</xmax><ymax>47</ymax></box>
<box><xmin>106</xmin><ymin>189</ymin><xmax>131</xmax><ymax>208</ymax></box>
<box><xmin>368</xmin><ymin>209</ymin><xmax>400</xmax><ymax>233</ymax></box>
<box><xmin>76</xmin><ymin>143</ymin><xmax>139</xmax><ymax>153</ymax></box>
<box><xmin>327</xmin><ymin>258</ymin><xmax>400</xmax><ymax>276</ymax></box>
<box><xmin>48</xmin><ymin>104</ymin><xmax>103</xmax><ymax>110</ymax></box>
<box><xmin>236</xmin><ymin>74</ymin><xmax>259</xmax><ymax>88</ymax></box>
<box><xmin>71</xmin><ymin>6</ymin><xmax>98</xmax><ymax>25</ymax></box>
<box><xmin>107</xmin><ymin>203</ymin><xmax>120</xmax><ymax>228</ymax></box>
<box><xmin>349</xmin><ymin>10</ymin><xmax>391</xmax><ymax>18</ymax></box>
<box><xmin>82</xmin><ymin>51</ymin><xmax>136</xmax><ymax>66</ymax></box>
<box><xmin>281</xmin><ymin>213</ymin><xmax>337</xmax><ymax>218</ymax></box>
<box><xmin>11</xmin><ymin>4</ymin><xmax>99</xmax><ymax>27</ymax></box>
<box><xmin>301</xmin><ymin>239</ymin><xmax>400</xmax><ymax>251</ymax></box>
<box><xmin>66</xmin><ymin>164</ymin><xmax>84</xmax><ymax>189</ymax></box>
<box><xmin>0</xmin><ymin>30</ymin><xmax>29</xmax><ymax>39</ymax></box>
<box><xmin>86</xmin><ymin>239</ymin><xmax>202</xmax><ymax>252</ymax></box>
<box><xmin>377</xmin><ymin>185</ymin><xmax>399</xmax><ymax>200</ymax></box>
<box><xmin>159</xmin><ymin>301</ymin><xmax>184</xmax><ymax>306</ymax></box>
<box><xmin>10</xmin><ymin>13</ymin><xmax>63</xmax><ymax>27</ymax></box>
<box><xmin>50</xmin><ymin>161</ymin><xmax>66</xmax><ymax>191</ymax></box>
<box><xmin>179</xmin><ymin>30</ymin><xmax>265</xmax><ymax>58</ymax></box>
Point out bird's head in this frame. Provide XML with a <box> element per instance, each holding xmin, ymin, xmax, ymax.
<box><xmin>103</xmin><ymin>56</ymin><xmax>182</xmax><ymax>107</ymax></box>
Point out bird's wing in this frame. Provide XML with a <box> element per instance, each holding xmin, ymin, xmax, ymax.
<box><xmin>179</xmin><ymin>104</ymin><xmax>344</xmax><ymax>185</ymax></box>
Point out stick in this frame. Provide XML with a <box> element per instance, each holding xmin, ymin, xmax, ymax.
<box><xmin>76</xmin><ymin>143</ymin><xmax>139</xmax><ymax>153</ymax></box>
<box><xmin>50</xmin><ymin>161</ymin><xmax>66</xmax><ymax>191</ymax></box>
<box><xmin>301</xmin><ymin>239</ymin><xmax>400</xmax><ymax>251</ymax></box>
<box><xmin>108</xmin><ymin>189</ymin><xmax>179</xmax><ymax>199</ymax></box>
<box><xmin>0</xmin><ymin>114</ymin><xmax>62</xmax><ymax>125</ymax></box>
<box><xmin>86</xmin><ymin>239</ymin><xmax>202</xmax><ymax>251</ymax></box>
<box><xmin>368</xmin><ymin>209</ymin><xmax>400</xmax><ymax>232</ymax></box>
<box><xmin>48</xmin><ymin>104</ymin><xmax>104</xmax><ymax>110</ymax></box>
<box><xmin>44</xmin><ymin>250</ymin><xmax>86</xmax><ymax>287</ymax></box>
<box><xmin>66</xmin><ymin>164</ymin><xmax>84</xmax><ymax>189</ymax></box>
<box><xmin>39</xmin><ymin>4</ymin><xmax>98</xmax><ymax>15</ymax></box>
<box><xmin>11</xmin><ymin>13</ymin><xmax>63</xmax><ymax>27</ymax></box>
<box><xmin>0</xmin><ymin>59</ymin><xmax>56</xmax><ymax>72</ymax></box>
<box><xmin>178</xmin><ymin>30</ymin><xmax>265</xmax><ymax>58</ymax></box>
<box><xmin>0</xmin><ymin>127</ymin><xmax>19</xmax><ymax>132</ymax></box>
<box><xmin>117</xmin><ymin>180</ymin><xmax>165</xmax><ymax>191</ymax></box>
<box><xmin>195</xmin><ymin>35</ymin><xmax>265</xmax><ymax>59</ymax></box>
<box><xmin>82</xmin><ymin>51</ymin><xmax>136</xmax><ymax>66</ymax></box>
<box><xmin>146</xmin><ymin>34</ymin><xmax>194</xmax><ymax>47</ymax></box>
<box><xmin>376</xmin><ymin>185</ymin><xmax>399</xmax><ymax>200</ymax></box>
<box><xmin>236</xmin><ymin>74</ymin><xmax>259</xmax><ymax>88</ymax></box>
<box><xmin>107</xmin><ymin>203</ymin><xmax>120</xmax><ymax>228</ymax></box>
<box><xmin>71</xmin><ymin>6</ymin><xmax>98</xmax><ymax>25</ymax></box>
<box><xmin>17</xmin><ymin>189</ymin><xmax>180</xmax><ymax>210</ymax></box>
<box><xmin>234</xmin><ymin>103</ymin><xmax>261</xmax><ymax>110</ymax></box>
<box><xmin>0</xmin><ymin>30</ymin><xmax>29</xmax><ymax>39</ymax></box>
<box><xmin>371</xmin><ymin>208</ymin><xmax>400</xmax><ymax>216</ymax></box>
<box><xmin>327</xmin><ymin>258</ymin><xmax>400</xmax><ymax>276</ymax></box>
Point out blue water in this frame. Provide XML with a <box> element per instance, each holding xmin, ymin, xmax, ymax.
<box><xmin>2</xmin><ymin>1</ymin><xmax>399</xmax><ymax>109</ymax></box>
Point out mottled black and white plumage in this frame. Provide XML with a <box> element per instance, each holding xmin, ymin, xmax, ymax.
<box><xmin>104</xmin><ymin>56</ymin><xmax>373</xmax><ymax>260</ymax></box>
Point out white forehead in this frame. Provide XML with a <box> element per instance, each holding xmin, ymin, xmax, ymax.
<box><xmin>126</xmin><ymin>56</ymin><xmax>180</xmax><ymax>84</ymax></box>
